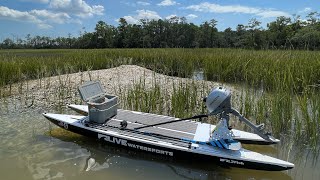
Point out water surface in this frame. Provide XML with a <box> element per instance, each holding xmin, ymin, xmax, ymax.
<box><xmin>0</xmin><ymin>105</ymin><xmax>319</xmax><ymax>180</ymax></box>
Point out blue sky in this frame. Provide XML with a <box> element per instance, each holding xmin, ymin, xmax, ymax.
<box><xmin>0</xmin><ymin>0</ymin><xmax>318</xmax><ymax>40</ymax></box>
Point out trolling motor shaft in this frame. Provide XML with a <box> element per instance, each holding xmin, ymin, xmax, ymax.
<box><xmin>230</xmin><ymin>108</ymin><xmax>275</xmax><ymax>142</ymax></box>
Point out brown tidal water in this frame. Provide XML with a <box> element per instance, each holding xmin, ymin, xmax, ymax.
<box><xmin>0</xmin><ymin>107</ymin><xmax>319</xmax><ymax>180</ymax></box>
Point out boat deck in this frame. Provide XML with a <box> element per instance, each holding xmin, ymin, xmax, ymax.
<box><xmin>83</xmin><ymin>109</ymin><xmax>199</xmax><ymax>148</ymax></box>
<box><xmin>67</xmin><ymin>104</ymin><xmax>277</xmax><ymax>145</ymax></box>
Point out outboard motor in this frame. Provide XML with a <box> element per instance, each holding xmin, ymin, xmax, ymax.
<box><xmin>204</xmin><ymin>87</ymin><xmax>278</xmax><ymax>144</ymax></box>
<box><xmin>205</xmin><ymin>87</ymin><xmax>231</xmax><ymax>115</ymax></box>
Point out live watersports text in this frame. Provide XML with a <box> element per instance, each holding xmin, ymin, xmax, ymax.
<box><xmin>98</xmin><ymin>134</ymin><xmax>174</xmax><ymax>156</ymax></box>
<box><xmin>220</xmin><ymin>158</ymin><xmax>244</xmax><ymax>165</ymax></box>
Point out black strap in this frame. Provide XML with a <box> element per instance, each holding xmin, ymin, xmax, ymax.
<box><xmin>134</xmin><ymin>114</ymin><xmax>208</xmax><ymax>130</ymax></box>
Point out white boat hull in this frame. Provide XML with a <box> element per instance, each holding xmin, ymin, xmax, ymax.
<box><xmin>43</xmin><ymin>112</ymin><xmax>294</xmax><ymax>171</ymax></box>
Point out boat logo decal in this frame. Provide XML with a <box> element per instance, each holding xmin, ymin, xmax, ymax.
<box><xmin>58</xmin><ymin>121</ymin><xmax>68</xmax><ymax>130</ymax></box>
<box><xmin>220</xmin><ymin>158</ymin><xmax>244</xmax><ymax>165</ymax></box>
<box><xmin>98</xmin><ymin>134</ymin><xmax>173</xmax><ymax>156</ymax></box>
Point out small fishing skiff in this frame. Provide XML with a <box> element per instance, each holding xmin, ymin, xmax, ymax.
<box><xmin>43</xmin><ymin>81</ymin><xmax>294</xmax><ymax>171</ymax></box>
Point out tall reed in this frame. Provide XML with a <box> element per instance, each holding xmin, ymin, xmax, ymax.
<box><xmin>1</xmin><ymin>49</ymin><xmax>319</xmax><ymax>95</ymax></box>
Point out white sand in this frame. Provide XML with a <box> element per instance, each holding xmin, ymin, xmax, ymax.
<box><xmin>0</xmin><ymin>65</ymin><xmax>238</xmax><ymax>114</ymax></box>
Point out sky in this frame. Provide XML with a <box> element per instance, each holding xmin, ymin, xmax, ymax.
<box><xmin>0</xmin><ymin>0</ymin><xmax>318</xmax><ymax>40</ymax></box>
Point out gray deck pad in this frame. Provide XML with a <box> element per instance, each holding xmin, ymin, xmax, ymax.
<box><xmin>117</xmin><ymin>109</ymin><xmax>198</xmax><ymax>133</ymax></box>
<box><xmin>68</xmin><ymin>104</ymin><xmax>279</xmax><ymax>144</ymax></box>
<box><xmin>88</xmin><ymin>121</ymin><xmax>190</xmax><ymax>148</ymax></box>
<box><xmin>86</xmin><ymin>109</ymin><xmax>198</xmax><ymax>142</ymax></box>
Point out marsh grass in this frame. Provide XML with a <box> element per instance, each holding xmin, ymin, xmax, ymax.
<box><xmin>116</xmin><ymin>72</ymin><xmax>210</xmax><ymax>121</ymax></box>
<box><xmin>171</xmin><ymin>81</ymin><xmax>200</xmax><ymax>118</ymax></box>
<box><xmin>1</xmin><ymin>49</ymin><xmax>320</xmax><ymax>94</ymax></box>
<box><xmin>125</xmin><ymin>81</ymin><xmax>164</xmax><ymax>114</ymax></box>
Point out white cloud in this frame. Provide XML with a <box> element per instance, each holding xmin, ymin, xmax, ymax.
<box><xmin>0</xmin><ymin>1</ymin><xmax>105</xmax><ymax>30</ymax></box>
<box><xmin>256</xmin><ymin>11</ymin><xmax>290</xmax><ymax>18</ymax></box>
<box><xmin>186</xmin><ymin>2</ymin><xmax>290</xmax><ymax>18</ymax></box>
<box><xmin>92</xmin><ymin>5</ymin><xmax>104</xmax><ymax>15</ymax></box>
<box><xmin>30</xmin><ymin>9</ymin><xmax>71</xmax><ymax>24</ymax></box>
<box><xmin>298</xmin><ymin>7</ymin><xmax>312</xmax><ymax>14</ymax></box>
<box><xmin>122</xmin><ymin>16</ymin><xmax>139</xmax><ymax>24</ymax></box>
<box><xmin>304</xmin><ymin>7</ymin><xmax>312</xmax><ymax>12</ymax></box>
<box><xmin>122</xmin><ymin>1</ymin><xmax>136</xmax><ymax>7</ymax></box>
<box><xmin>186</xmin><ymin>14</ymin><xmax>197</xmax><ymax>19</ymax></box>
<box><xmin>165</xmin><ymin>14</ymin><xmax>198</xmax><ymax>21</ymax></box>
<box><xmin>137</xmin><ymin>1</ymin><xmax>150</xmax><ymax>6</ymax></box>
<box><xmin>136</xmin><ymin>10</ymin><xmax>161</xmax><ymax>20</ymax></box>
<box><xmin>165</xmin><ymin>14</ymin><xmax>177</xmax><ymax>19</ymax></box>
<box><xmin>157</xmin><ymin>0</ymin><xmax>178</xmax><ymax>6</ymax></box>
<box><xmin>121</xmin><ymin>10</ymin><xmax>161</xmax><ymax>24</ymax></box>
<box><xmin>19</xmin><ymin>0</ymin><xmax>49</xmax><ymax>3</ymax></box>
<box><xmin>38</xmin><ymin>23</ymin><xmax>52</xmax><ymax>29</ymax></box>
<box><xmin>186</xmin><ymin>3</ymin><xmax>259</xmax><ymax>14</ymax></box>
<box><xmin>49</xmin><ymin>0</ymin><xmax>104</xmax><ymax>18</ymax></box>
<box><xmin>0</xmin><ymin>6</ymin><xmax>42</xmax><ymax>24</ymax></box>
<box><xmin>0</xmin><ymin>5</ymin><xmax>79</xmax><ymax>29</ymax></box>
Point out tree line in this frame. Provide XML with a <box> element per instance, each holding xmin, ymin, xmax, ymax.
<box><xmin>1</xmin><ymin>12</ymin><xmax>320</xmax><ymax>50</ymax></box>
